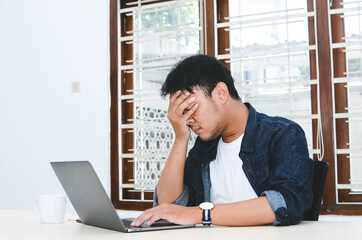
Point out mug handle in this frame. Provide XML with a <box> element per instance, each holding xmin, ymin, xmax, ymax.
<box><xmin>33</xmin><ymin>198</ymin><xmax>40</xmax><ymax>215</ymax></box>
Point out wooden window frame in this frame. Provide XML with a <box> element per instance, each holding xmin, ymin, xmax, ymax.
<box><xmin>110</xmin><ymin>0</ymin><xmax>362</xmax><ymax>213</ymax></box>
<box><xmin>318</xmin><ymin>0</ymin><xmax>362</xmax><ymax>213</ymax></box>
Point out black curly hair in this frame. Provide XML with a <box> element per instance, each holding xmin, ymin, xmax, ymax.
<box><xmin>161</xmin><ymin>54</ymin><xmax>240</xmax><ymax>100</ymax></box>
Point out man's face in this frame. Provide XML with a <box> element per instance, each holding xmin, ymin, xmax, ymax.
<box><xmin>186</xmin><ymin>87</ymin><xmax>224</xmax><ymax>141</ymax></box>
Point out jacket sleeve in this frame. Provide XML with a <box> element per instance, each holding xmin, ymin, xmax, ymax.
<box><xmin>153</xmin><ymin>184</ymin><xmax>190</xmax><ymax>207</ymax></box>
<box><xmin>263</xmin><ymin>123</ymin><xmax>314</xmax><ymax>225</ymax></box>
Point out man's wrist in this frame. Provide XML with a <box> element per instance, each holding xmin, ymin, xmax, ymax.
<box><xmin>193</xmin><ymin>206</ymin><xmax>203</xmax><ymax>225</ymax></box>
<box><xmin>174</xmin><ymin>135</ymin><xmax>190</xmax><ymax>144</ymax></box>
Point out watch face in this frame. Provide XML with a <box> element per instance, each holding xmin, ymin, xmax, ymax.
<box><xmin>200</xmin><ymin>202</ymin><xmax>214</xmax><ymax>210</ymax></box>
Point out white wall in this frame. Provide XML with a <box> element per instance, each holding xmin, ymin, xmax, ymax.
<box><xmin>0</xmin><ymin>0</ymin><xmax>110</xmax><ymax>212</ymax></box>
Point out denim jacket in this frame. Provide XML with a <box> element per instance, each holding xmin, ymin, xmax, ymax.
<box><xmin>154</xmin><ymin>103</ymin><xmax>314</xmax><ymax>225</ymax></box>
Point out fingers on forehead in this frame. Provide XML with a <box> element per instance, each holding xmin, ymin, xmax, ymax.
<box><xmin>169</xmin><ymin>90</ymin><xmax>181</xmax><ymax>100</ymax></box>
<box><xmin>170</xmin><ymin>89</ymin><xmax>192</xmax><ymax>97</ymax></box>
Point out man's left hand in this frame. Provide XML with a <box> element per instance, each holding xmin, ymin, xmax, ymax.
<box><xmin>131</xmin><ymin>203</ymin><xmax>201</xmax><ymax>227</ymax></box>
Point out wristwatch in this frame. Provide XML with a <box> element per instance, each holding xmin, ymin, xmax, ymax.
<box><xmin>199</xmin><ymin>202</ymin><xmax>214</xmax><ymax>226</ymax></box>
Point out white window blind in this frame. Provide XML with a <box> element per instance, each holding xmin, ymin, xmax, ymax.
<box><xmin>119</xmin><ymin>0</ymin><xmax>202</xmax><ymax>201</ymax></box>
<box><xmin>329</xmin><ymin>0</ymin><xmax>362</xmax><ymax>197</ymax></box>
<box><xmin>215</xmin><ymin>0</ymin><xmax>323</xmax><ymax>159</ymax></box>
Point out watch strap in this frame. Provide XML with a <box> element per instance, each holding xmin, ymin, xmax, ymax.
<box><xmin>202</xmin><ymin>209</ymin><xmax>212</xmax><ymax>226</ymax></box>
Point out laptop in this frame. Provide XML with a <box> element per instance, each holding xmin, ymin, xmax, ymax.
<box><xmin>50</xmin><ymin>161</ymin><xmax>195</xmax><ymax>233</ymax></box>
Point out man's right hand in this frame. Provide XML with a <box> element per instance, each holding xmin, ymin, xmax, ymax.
<box><xmin>167</xmin><ymin>90</ymin><xmax>198</xmax><ymax>141</ymax></box>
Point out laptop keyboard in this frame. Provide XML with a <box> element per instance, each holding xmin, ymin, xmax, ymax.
<box><xmin>121</xmin><ymin>219</ymin><xmax>137</xmax><ymax>228</ymax></box>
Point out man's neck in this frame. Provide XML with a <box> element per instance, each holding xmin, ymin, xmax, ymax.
<box><xmin>221</xmin><ymin>100</ymin><xmax>249</xmax><ymax>143</ymax></box>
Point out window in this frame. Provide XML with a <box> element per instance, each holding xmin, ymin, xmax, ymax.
<box><xmin>216</xmin><ymin>0</ymin><xmax>318</xmax><ymax>161</ymax></box>
<box><xmin>329</xmin><ymin>0</ymin><xmax>362</xmax><ymax>207</ymax></box>
<box><xmin>111</xmin><ymin>0</ymin><xmax>203</xmax><ymax>209</ymax></box>
<box><xmin>110</xmin><ymin>0</ymin><xmax>362</xmax><ymax>214</ymax></box>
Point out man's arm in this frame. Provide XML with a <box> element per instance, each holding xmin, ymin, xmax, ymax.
<box><xmin>211</xmin><ymin>197</ymin><xmax>275</xmax><ymax>226</ymax></box>
<box><xmin>131</xmin><ymin>197</ymin><xmax>275</xmax><ymax>226</ymax></box>
<box><xmin>156</xmin><ymin>138</ymin><xmax>189</xmax><ymax>204</ymax></box>
<box><xmin>156</xmin><ymin>90</ymin><xmax>198</xmax><ymax>204</ymax></box>
<box><xmin>266</xmin><ymin>123</ymin><xmax>314</xmax><ymax>225</ymax></box>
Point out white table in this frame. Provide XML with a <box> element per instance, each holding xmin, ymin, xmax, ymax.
<box><xmin>0</xmin><ymin>210</ymin><xmax>360</xmax><ymax>240</ymax></box>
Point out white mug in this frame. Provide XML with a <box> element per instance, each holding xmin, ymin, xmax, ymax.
<box><xmin>34</xmin><ymin>194</ymin><xmax>66</xmax><ymax>224</ymax></box>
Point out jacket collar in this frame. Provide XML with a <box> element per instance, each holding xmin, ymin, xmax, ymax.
<box><xmin>196</xmin><ymin>136</ymin><xmax>220</xmax><ymax>166</ymax></box>
<box><xmin>194</xmin><ymin>102</ymin><xmax>257</xmax><ymax>165</ymax></box>
<box><xmin>240</xmin><ymin>102</ymin><xmax>256</xmax><ymax>153</ymax></box>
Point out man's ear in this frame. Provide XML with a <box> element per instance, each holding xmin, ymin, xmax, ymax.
<box><xmin>214</xmin><ymin>82</ymin><xmax>229</xmax><ymax>105</ymax></box>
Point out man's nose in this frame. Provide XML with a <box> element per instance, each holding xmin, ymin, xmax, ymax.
<box><xmin>187</xmin><ymin>115</ymin><xmax>194</xmax><ymax>125</ymax></box>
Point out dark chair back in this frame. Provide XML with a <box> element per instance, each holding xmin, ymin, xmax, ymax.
<box><xmin>303</xmin><ymin>160</ymin><xmax>329</xmax><ymax>221</ymax></box>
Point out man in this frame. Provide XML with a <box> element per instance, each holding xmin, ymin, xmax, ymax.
<box><xmin>131</xmin><ymin>54</ymin><xmax>313</xmax><ymax>227</ymax></box>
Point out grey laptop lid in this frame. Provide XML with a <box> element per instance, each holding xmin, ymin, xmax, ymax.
<box><xmin>51</xmin><ymin>161</ymin><xmax>126</xmax><ymax>232</ymax></box>
<box><xmin>50</xmin><ymin>161</ymin><xmax>194</xmax><ymax>233</ymax></box>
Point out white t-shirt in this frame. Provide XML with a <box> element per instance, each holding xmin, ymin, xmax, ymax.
<box><xmin>210</xmin><ymin>134</ymin><xmax>258</xmax><ymax>204</ymax></box>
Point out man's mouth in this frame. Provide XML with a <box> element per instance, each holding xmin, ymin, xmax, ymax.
<box><xmin>191</xmin><ymin>127</ymin><xmax>201</xmax><ymax>134</ymax></box>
